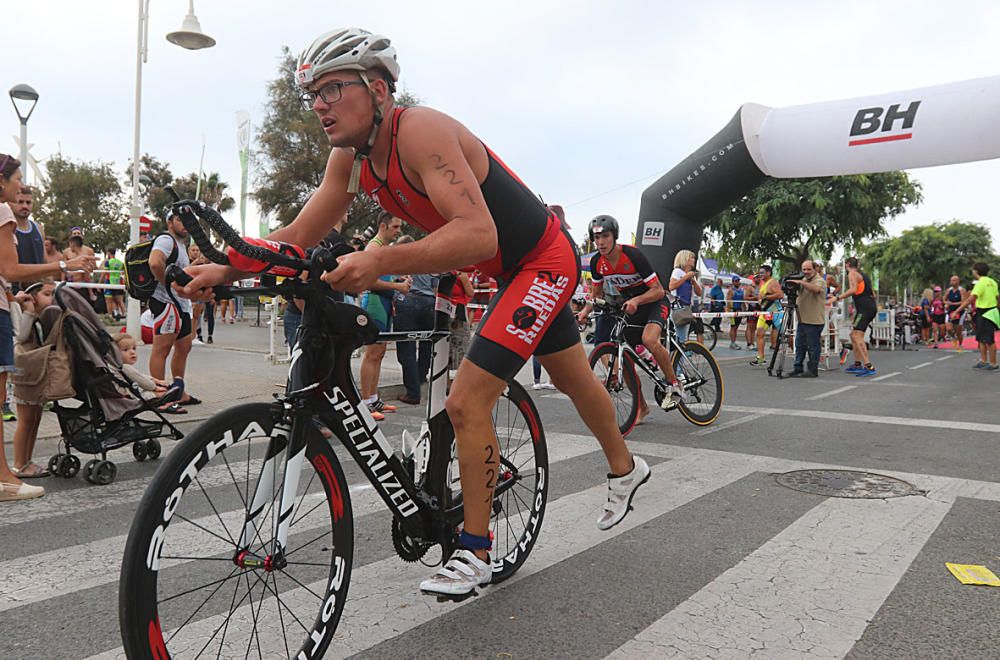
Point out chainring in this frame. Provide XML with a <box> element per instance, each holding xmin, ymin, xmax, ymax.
<box><xmin>391</xmin><ymin>517</ymin><xmax>431</xmax><ymax>563</ymax></box>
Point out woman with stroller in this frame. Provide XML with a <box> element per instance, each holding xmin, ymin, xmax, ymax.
<box><xmin>0</xmin><ymin>154</ymin><xmax>95</xmax><ymax>500</ymax></box>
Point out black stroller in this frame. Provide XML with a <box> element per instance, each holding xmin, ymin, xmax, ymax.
<box><xmin>40</xmin><ymin>285</ymin><xmax>184</xmax><ymax>485</ymax></box>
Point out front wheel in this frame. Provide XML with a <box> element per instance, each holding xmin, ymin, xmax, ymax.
<box><xmin>119</xmin><ymin>402</ymin><xmax>354</xmax><ymax>660</ymax></box>
<box><xmin>588</xmin><ymin>342</ymin><xmax>640</xmax><ymax>436</ymax></box>
<box><xmin>672</xmin><ymin>341</ymin><xmax>724</xmax><ymax>426</ymax></box>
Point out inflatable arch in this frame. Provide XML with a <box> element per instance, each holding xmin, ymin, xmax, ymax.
<box><xmin>636</xmin><ymin>74</ymin><xmax>1000</xmax><ymax>278</ymax></box>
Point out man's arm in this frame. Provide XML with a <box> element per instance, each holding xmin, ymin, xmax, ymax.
<box><xmin>148</xmin><ymin>241</ymin><xmax>171</xmax><ymax>284</ymax></box>
<box><xmin>765</xmin><ymin>279</ymin><xmax>783</xmax><ymax>300</ymax></box>
<box><xmin>836</xmin><ymin>272</ymin><xmax>862</xmax><ymax>302</ymax></box>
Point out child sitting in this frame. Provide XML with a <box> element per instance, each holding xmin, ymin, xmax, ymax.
<box><xmin>113</xmin><ymin>334</ymin><xmax>183</xmax><ymax>408</ymax></box>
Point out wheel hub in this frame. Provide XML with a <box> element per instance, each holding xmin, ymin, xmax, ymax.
<box><xmin>234</xmin><ymin>550</ymin><xmax>286</xmax><ymax>571</ymax></box>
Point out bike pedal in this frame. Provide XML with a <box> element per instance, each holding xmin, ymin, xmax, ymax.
<box><xmin>429</xmin><ymin>589</ymin><xmax>478</xmax><ymax>603</ymax></box>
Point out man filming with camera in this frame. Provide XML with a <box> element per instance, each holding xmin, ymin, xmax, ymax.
<box><xmin>784</xmin><ymin>260</ymin><xmax>827</xmax><ymax>378</ymax></box>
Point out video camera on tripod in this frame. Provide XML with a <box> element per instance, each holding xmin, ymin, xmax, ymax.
<box><xmin>780</xmin><ymin>271</ymin><xmax>806</xmax><ymax>305</ymax></box>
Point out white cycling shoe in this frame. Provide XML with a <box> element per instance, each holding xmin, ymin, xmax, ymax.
<box><xmin>597</xmin><ymin>456</ymin><xmax>651</xmax><ymax>530</ymax></box>
<box><xmin>420</xmin><ymin>548</ymin><xmax>492</xmax><ymax>597</ymax></box>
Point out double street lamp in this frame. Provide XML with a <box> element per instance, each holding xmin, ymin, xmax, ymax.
<box><xmin>8</xmin><ymin>83</ymin><xmax>40</xmax><ymax>185</ymax></box>
<box><xmin>127</xmin><ymin>0</ymin><xmax>215</xmax><ymax>339</ymax></box>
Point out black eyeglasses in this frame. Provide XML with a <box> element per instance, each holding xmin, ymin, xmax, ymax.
<box><xmin>298</xmin><ymin>81</ymin><xmax>366</xmax><ymax>111</ymax></box>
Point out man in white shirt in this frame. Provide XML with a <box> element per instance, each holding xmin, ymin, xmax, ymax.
<box><xmin>148</xmin><ymin>212</ymin><xmax>199</xmax><ymax>410</ymax></box>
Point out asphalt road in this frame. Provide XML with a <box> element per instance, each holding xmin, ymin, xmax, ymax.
<box><xmin>1</xmin><ymin>342</ymin><xmax>997</xmax><ymax>659</ymax></box>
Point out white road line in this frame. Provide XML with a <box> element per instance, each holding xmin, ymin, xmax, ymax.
<box><xmin>692</xmin><ymin>413</ymin><xmax>763</xmax><ymax>436</ymax></box>
<box><xmin>935</xmin><ymin>355</ymin><xmax>955</xmax><ymax>362</ymax></box>
<box><xmin>89</xmin><ymin>451</ymin><xmax>761</xmax><ymax>660</ymax></box>
<box><xmin>805</xmin><ymin>385</ymin><xmax>856</xmax><ymax>401</ymax></box>
<box><xmin>0</xmin><ymin>433</ymin><xmax>600</xmax><ymax>613</ymax></box>
<box><xmin>908</xmin><ymin>361</ymin><xmax>933</xmax><ymax>370</ymax></box>
<box><xmin>871</xmin><ymin>371</ymin><xmax>901</xmax><ymax>382</ymax></box>
<box><xmin>724</xmin><ymin>405</ymin><xmax>1000</xmax><ymax>434</ymax></box>
<box><xmin>606</xmin><ymin>495</ymin><xmax>951</xmax><ymax>659</ymax></box>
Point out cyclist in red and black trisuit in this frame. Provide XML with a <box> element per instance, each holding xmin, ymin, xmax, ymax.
<box><xmin>180</xmin><ymin>28</ymin><xmax>650</xmax><ymax>598</ymax></box>
<box><xmin>576</xmin><ymin>216</ymin><xmax>684</xmax><ymax>416</ymax></box>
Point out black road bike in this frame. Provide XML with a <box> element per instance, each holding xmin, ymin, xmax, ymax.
<box><xmin>119</xmin><ymin>199</ymin><xmax>548</xmax><ymax>659</ymax></box>
<box><xmin>587</xmin><ymin>300</ymin><xmax>723</xmax><ymax>436</ymax></box>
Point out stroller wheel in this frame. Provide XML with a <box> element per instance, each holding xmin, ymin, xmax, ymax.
<box><xmin>83</xmin><ymin>459</ymin><xmax>99</xmax><ymax>482</ymax></box>
<box><xmin>48</xmin><ymin>454</ymin><xmax>63</xmax><ymax>474</ymax></box>
<box><xmin>133</xmin><ymin>442</ymin><xmax>148</xmax><ymax>462</ymax></box>
<box><xmin>91</xmin><ymin>460</ymin><xmax>117</xmax><ymax>486</ymax></box>
<box><xmin>146</xmin><ymin>439</ymin><xmax>162</xmax><ymax>460</ymax></box>
<box><xmin>60</xmin><ymin>455</ymin><xmax>81</xmax><ymax>478</ymax></box>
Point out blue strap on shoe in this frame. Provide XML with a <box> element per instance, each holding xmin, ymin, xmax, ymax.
<box><xmin>459</xmin><ymin>530</ymin><xmax>492</xmax><ymax>551</ymax></box>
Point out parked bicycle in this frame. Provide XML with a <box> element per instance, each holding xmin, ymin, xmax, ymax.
<box><xmin>119</xmin><ymin>198</ymin><xmax>548</xmax><ymax>659</ymax></box>
<box><xmin>587</xmin><ymin>299</ymin><xmax>723</xmax><ymax>436</ymax></box>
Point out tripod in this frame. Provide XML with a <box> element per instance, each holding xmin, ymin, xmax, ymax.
<box><xmin>767</xmin><ymin>295</ymin><xmax>797</xmax><ymax>378</ymax></box>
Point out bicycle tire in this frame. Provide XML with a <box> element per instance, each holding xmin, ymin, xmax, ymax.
<box><xmin>587</xmin><ymin>341</ymin><xmax>640</xmax><ymax>436</ymax></box>
<box><xmin>486</xmin><ymin>380</ymin><xmax>549</xmax><ymax>583</ymax></box>
<box><xmin>672</xmin><ymin>341</ymin><xmax>724</xmax><ymax>426</ymax></box>
<box><xmin>120</xmin><ymin>402</ymin><xmax>354</xmax><ymax>660</ymax></box>
<box><xmin>705</xmin><ymin>327</ymin><xmax>718</xmax><ymax>351</ymax></box>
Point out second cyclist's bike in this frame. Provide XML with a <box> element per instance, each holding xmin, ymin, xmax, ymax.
<box><xmin>587</xmin><ymin>299</ymin><xmax>723</xmax><ymax>436</ymax></box>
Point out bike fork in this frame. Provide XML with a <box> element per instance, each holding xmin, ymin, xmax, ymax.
<box><xmin>235</xmin><ymin>408</ymin><xmax>308</xmax><ymax>570</ymax></box>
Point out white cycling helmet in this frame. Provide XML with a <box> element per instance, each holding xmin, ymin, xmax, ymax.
<box><xmin>295</xmin><ymin>28</ymin><xmax>399</xmax><ymax>89</ymax></box>
<box><xmin>297</xmin><ymin>28</ymin><xmax>400</xmax><ymax>193</ymax></box>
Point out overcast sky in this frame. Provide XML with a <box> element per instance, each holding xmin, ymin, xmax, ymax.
<box><xmin>7</xmin><ymin>0</ymin><xmax>1000</xmax><ymax>252</ymax></box>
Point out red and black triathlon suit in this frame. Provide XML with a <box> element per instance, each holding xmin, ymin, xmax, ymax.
<box><xmin>359</xmin><ymin>107</ymin><xmax>581</xmax><ymax>381</ymax></box>
<box><xmin>590</xmin><ymin>245</ymin><xmax>668</xmax><ymax>347</ymax></box>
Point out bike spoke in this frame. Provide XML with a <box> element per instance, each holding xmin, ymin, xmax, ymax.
<box><xmin>167</xmin><ymin>566</ymin><xmax>245</xmax><ymax>646</ymax></box>
<box><xmin>221</xmin><ymin>451</ymin><xmax>249</xmax><ymax>512</ymax></box>
<box><xmin>284</xmin><ymin>528</ymin><xmax>331</xmax><ymax>559</ymax></box>
<box><xmin>270</xmin><ymin>572</ymin><xmax>292</xmax><ymax>659</ymax></box>
<box><xmin>176</xmin><ymin>513</ymin><xmax>239</xmax><ymax>549</ymax></box>
<box><xmin>278</xmin><ymin>567</ymin><xmax>325</xmax><ymax>602</ymax></box>
<box><xmin>289</xmin><ymin>471</ymin><xmax>318</xmax><ymax>527</ymax></box>
<box><xmin>262</xmin><ymin>571</ymin><xmax>311</xmax><ymax>636</ymax></box>
<box><xmin>196</xmin><ymin>476</ymin><xmax>238</xmax><ymax>548</ymax></box>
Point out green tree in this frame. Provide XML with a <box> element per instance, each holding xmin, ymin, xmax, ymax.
<box><xmin>254</xmin><ymin>47</ymin><xmax>420</xmax><ymax>237</ymax></box>
<box><xmin>126</xmin><ymin>153</ymin><xmax>175</xmax><ymax>218</ymax></box>
<box><xmin>35</xmin><ymin>155</ymin><xmax>129</xmax><ymax>250</ymax></box>
<box><xmin>707</xmin><ymin>172</ymin><xmax>922</xmax><ymax>269</ymax></box>
<box><xmin>862</xmin><ymin>221</ymin><xmax>999</xmax><ymax>291</ymax></box>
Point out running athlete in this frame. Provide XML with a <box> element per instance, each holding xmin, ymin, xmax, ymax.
<box><xmin>575</xmin><ymin>215</ymin><xmax>684</xmax><ymax>417</ymax></box>
<box><xmin>836</xmin><ymin>256</ymin><xmax>877</xmax><ymax>376</ymax></box>
<box><xmin>944</xmin><ymin>275</ymin><xmax>967</xmax><ymax>351</ymax></box>
<box><xmin>727</xmin><ymin>275</ymin><xmax>744</xmax><ymax>350</ymax></box>
<box><xmin>750</xmin><ymin>265</ymin><xmax>783</xmax><ymax>366</ymax></box>
<box><xmin>180</xmin><ymin>28</ymin><xmax>649</xmax><ymax>597</ymax></box>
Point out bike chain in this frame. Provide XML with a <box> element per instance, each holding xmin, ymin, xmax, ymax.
<box><xmin>391</xmin><ymin>517</ymin><xmax>432</xmax><ymax>563</ymax></box>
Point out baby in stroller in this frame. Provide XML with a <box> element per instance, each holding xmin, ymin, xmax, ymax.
<box><xmin>18</xmin><ymin>284</ymin><xmax>185</xmax><ymax>485</ymax></box>
<box><xmin>113</xmin><ymin>334</ymin><xmax>174</xmax><ymax>399</ymax></box>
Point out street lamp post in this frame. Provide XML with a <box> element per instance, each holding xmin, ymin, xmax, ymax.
<box><xmin>127</xmin><ymin>0</ymin><xmax>215</xmax><ymax>340</ymax></box>
<box><xmin>8</xmin><ymin>84</ymin><xmax>40</xmax><ymax>185</ymax></box>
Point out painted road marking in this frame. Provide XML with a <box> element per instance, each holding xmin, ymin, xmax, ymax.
<box><xmin>936</xmin><ymin>355</ymin><xmax>955</xmax><ymax>362</ymax></box>
<box><xmin>908</xmin><ymin>361</ymin><xmax>933</xmax><ymax>370</ymax></box>
<box><xmin>725</xmin><ymin>405</ymin><xmax>1000</xmax><ymax>434</ymax></box>
<box><xmin>872</xmin><ymin>371</ymin><xmax>901</xmax><ymax>382</ymax></box>
<box><xmin>806</xmin><ymin>385</ymin><xmax>856</xmax><ymax>401</ymax></box>
<box><xmin>692</xmin><ymin>413</ymin><xmax>763</xmax><ymax>436</ymax></box>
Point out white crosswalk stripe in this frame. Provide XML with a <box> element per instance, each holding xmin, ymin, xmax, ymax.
<box><xmin>5</xmin><ymin>431</ymin><xmax>997</xmax><ymax>659</ymax></box>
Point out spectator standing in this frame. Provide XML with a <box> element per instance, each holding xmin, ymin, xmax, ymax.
<box><xmin>43</xmin><ymin>237</ymin><xmax>64</xmax><ymax>272</ymax></box>
<box><xmin>449</xmin><ymin>270</ymin><xmax>474</xmax><ymax>373</ymax></box>
<box><xmin>954</xmin><ymin>262</ymin><xmax>998</xmax><ymax>370</ymax></box>
<box><xmin>708</xmin><ymin>277</ymin><xmax>725</xmax><ymax>336</ymax></box>
<box><xmin>668</xmin><ymin>249</ymin><xmax>704</xmax><ymax>344</ymax></box>
<box><xmin>393</xmin><ymin>235</ymin><xmax>436</xmax><ymax>405</ymax></box>
<box><xmin>743</xmin><ymin>276</ymin><xmax>759</xmax><ymax>348</ymax></box>
<box><xmin>0</xmin><ymin>155</ymin><xmax>94</xmax><ymax>500</ymax></box>
<box><xmin>929</xmin><ymin>286</ymin><xmax>947</xmax><ymax>345</ymax></box>
<box><xmin>786</xmin><ymin>260</ymin><xmax>826</xmax><ymax>377</ymax></box>
<box><xmin>148</xmin><ymin>211</ymin><xmax>200</xmax><ymax>412</ymax></box>
<box><xmin>726</xmin><ymin>275</ymin><xmax>745</xmax><ymax>350</ymax></box>
<box><xmin>102</xmin><ymin>247</ymin><xmax>126</xmax><ymax>321</ymax></box>
<box><xmin>64</xmin><ymin>228</ymin><xmax>98</xmax><ymax>308</ymax></box>
<box><xmin>188</xmin><ymin>244</ymin><xmax>209</xmax><ymax>345</ymax></box>
<box><xmin>918</xmin><ymin>288</ymin><xmax>933</xmax><ymax>344</ymax></box>
<box><xmin>11</xmin><ymin>186</ymin><xmax>44</xmax><ymax>294</ymax></box>
<box><xmin>359</xmin><ymin>212</ymin><xmax>408</xmax><ymax>420</ymax></box>
<box><xmin>944</xmin><ymin>275</ymin><xmax>967</xmax><ymax>351</ymax></box>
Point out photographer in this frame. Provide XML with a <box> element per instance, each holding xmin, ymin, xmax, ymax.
<box><xmin>785</xmin><ymin>260</ymin><xmax>826</xmax><ymax>377</ymax></box>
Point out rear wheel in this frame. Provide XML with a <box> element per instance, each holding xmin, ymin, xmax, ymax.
<box><xmin>486</xmin><ymin>381</ymin><xmax>548</xmax><ymax>583</ymax></box>
<box><xmin>672</xmin><ymin>341</ymin><xmax>724</xmax><ymax>426</ymax></box>
<box><xmin>588</xmin><ymin>342</ymin><xmax>640</xmax><ymax>436</ymax></box>
<box><xmin>119</xmin><ymin>402</ymin><xmax>354</xmax><ymax>660</ymax></box>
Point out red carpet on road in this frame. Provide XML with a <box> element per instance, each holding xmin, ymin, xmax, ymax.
<box><xmin>929</xmin><ymin>332</ymin><xmax>1000</xmax><ymax>350</ymax></box>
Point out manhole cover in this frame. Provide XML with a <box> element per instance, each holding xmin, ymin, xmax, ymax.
<box><xmin>774</xmin><ymin>469</ymin><xmax>924</xmax><ymax>499</ymax></box>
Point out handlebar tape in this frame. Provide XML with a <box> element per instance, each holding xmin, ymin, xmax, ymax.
<box><xmin>226</xmin><ymin>238</ymin><xmax>307</xmax><ymax>277</ymax></box>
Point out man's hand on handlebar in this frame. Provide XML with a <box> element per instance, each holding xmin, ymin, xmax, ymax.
<box><xmin>174</xmin><ymin>263</ymin><xmax>232</xmax><ymax>302</ymax></box>
<box><xmin>321</xmin><ymin>249</ymin><xmax>379</xmax><ymax>294</ymax></box>
<box><xmin>623</xmin><ymin>299</ymin><xmax>639</xmax><ymax>315</ymax></box>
